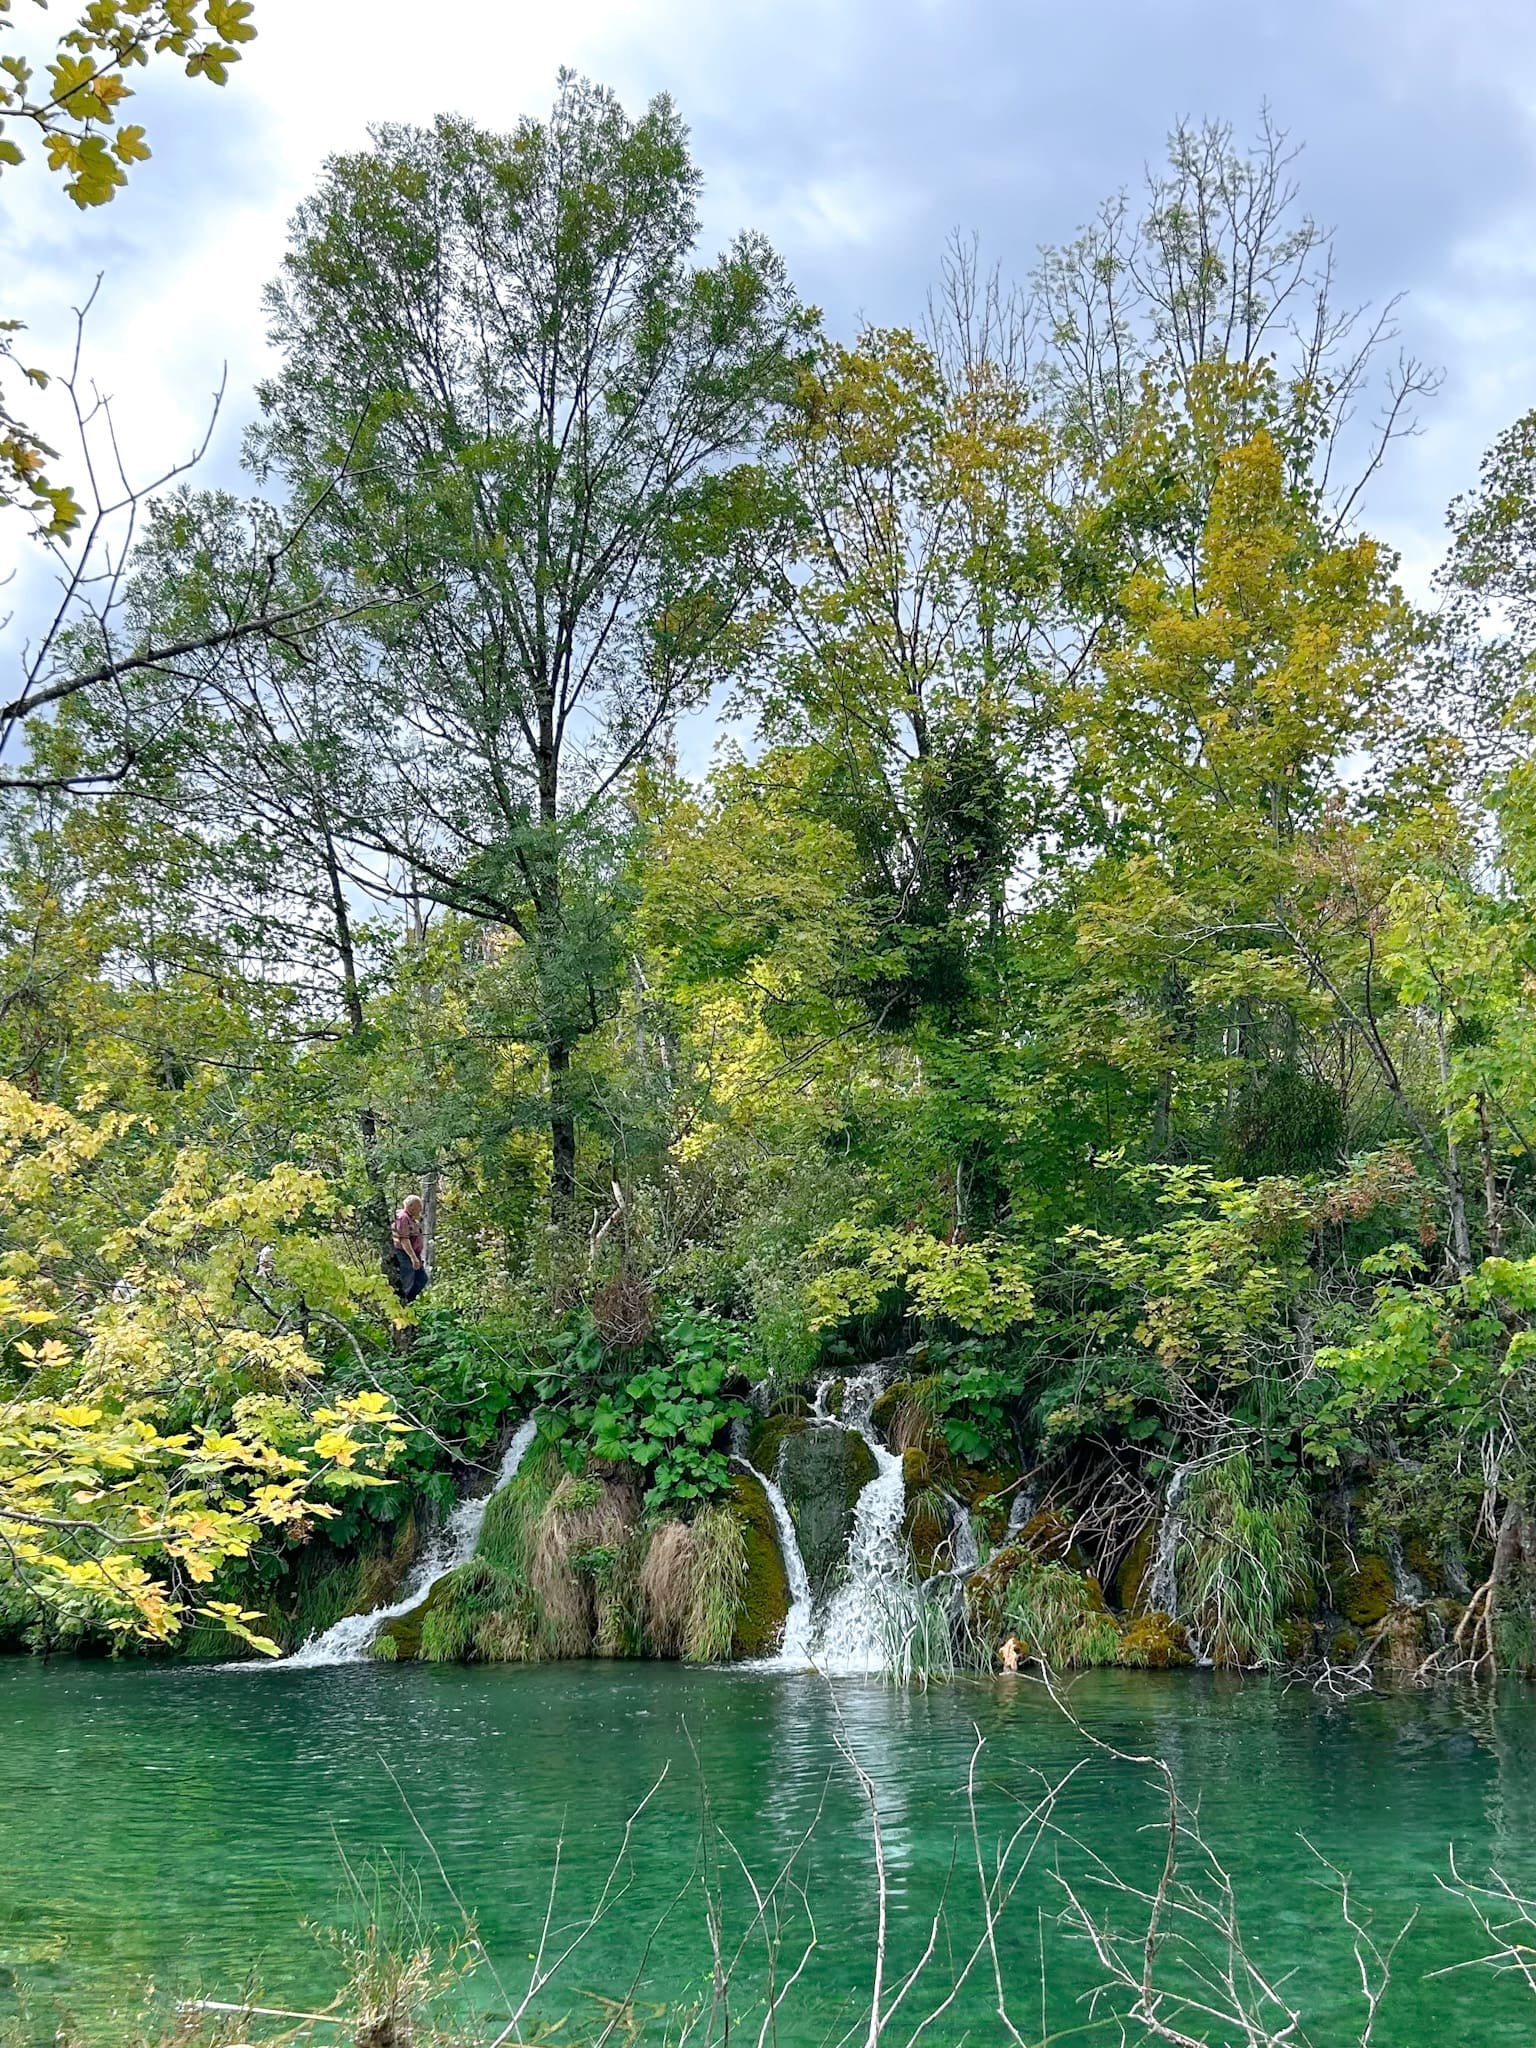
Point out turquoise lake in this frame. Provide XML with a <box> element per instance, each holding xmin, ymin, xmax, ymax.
<box><xmin>1</xmin><ymin>1659</ymin><xmax>1533</xmax><ymax>2043</ymax></box>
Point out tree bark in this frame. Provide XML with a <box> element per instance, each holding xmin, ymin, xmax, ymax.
<box><xmin>1433</xmin><ymin>1012</ymin><xmax>1474</xmax><ymax>1276</ymax></box>
<box><xmin>548</xmin><ymin>1040</ymin><xmax>577</xmax><ymax>1222</ymax></box>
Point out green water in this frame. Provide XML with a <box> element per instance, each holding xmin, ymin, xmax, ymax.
<box><xmin>1</xmin><ymin>1660</ymin><xmax>1532</xmax><ymax>2044</ymax></box>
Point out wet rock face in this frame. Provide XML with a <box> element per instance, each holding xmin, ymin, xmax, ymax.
<box><xmin>729</xmin><ymin>1471</ymin><xmax>792</xmax><ymax>1658</ymax></box>
<box><xmin>777</xmin><ymin>1424</ymin><xmax>878</xmax><ymax>1593</ymax></box>
<box><xmin>748</xmin><ymin>1412</ymin><xmax>809</xmax><ymax>1475</ymax></box>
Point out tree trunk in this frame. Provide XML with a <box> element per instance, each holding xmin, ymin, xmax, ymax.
<box><xmin>321</xmin><ymin>822</ymin><xmax>389</xmax><ymax>1238</ymax></box>
<box><xmin>549</xmin><ymin>1040</ymin><xmax>577</xmax><ymax>1222</ymax></box>
<box><xmin>1433</xmin><ymin>1012</ymin><xmax>1474</xmax><ymax>1275</ymax></box>
<box><xmin>420</xmin><ymin>1168</ymin><xmax>439</xmax><ymax>1272</ymax></box>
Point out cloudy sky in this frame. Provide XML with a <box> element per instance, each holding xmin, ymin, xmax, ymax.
<box><xmin>7</xmin><ymin>0</ymin><xmax>1536</xmax><ymax>610</ymax></box>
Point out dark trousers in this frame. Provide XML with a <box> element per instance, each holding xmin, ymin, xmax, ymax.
<box><xmin>392</xmin><ymin>1248</ymin><xmax>429</xmax><ymax>1302</ymax></box>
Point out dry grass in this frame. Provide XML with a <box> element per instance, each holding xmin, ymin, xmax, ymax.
<box><xmin>529</xmin><ymin>1470</ymin><xmax>640</xmax><ymax>1657</ymax></box>
<box><xmin>887</xmin><ymin>1376</ymin><xmax>946</xmax><ymax>1458</ymax></box>
<box><xmin>640</xmin><ymin>1519</ymin><xmax>696</xmax><ymax>1658</ymax></box>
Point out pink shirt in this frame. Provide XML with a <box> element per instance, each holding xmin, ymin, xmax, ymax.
<box><xmin>394</xmin><ymin>1206</ymin><xmax>424</xmax><ymax>1257</ymax></box>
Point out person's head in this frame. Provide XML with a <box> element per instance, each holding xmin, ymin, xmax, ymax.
<box><xmin>403</xmin><ymin>1194</ymin><xmax>424</xmax><ymax>1219</ymax></box>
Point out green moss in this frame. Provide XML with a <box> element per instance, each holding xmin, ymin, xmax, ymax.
<box><xmin>418</xmin><ymin>1559</ymin><xmax>539</xmax><ymax>1664</ymax></box>
<box><xmin>1117</xmin><ymin>1612</ymin><xmax>1193</xmax><ymax>1668</ymax></box>
<box><xmin>1337</xmin><ymin>1552</ymin><xmax>1395</xmax><ymax>1629</ymax></box>
<box><xmin>901</xmin><ymin>1444</ymin><xmax>934</xmax><ymax>1493</ymax></box>
<box><xmin>373</xmin><ymin>1596</ymin><xmax>426</xmax><ymax>1662</ymax></box>
<box><xmin>1402</xmin><ymin>1536</ymin><xmax>1444</xmax><ymax>1597</ymax></box>
<box><xmin>778</xmin><ymin>1425</ymin><xmax>878</xmax><ymax>1591</ymax></box>
<box><xmin>1016</xmin><ymin>1509</ymin><xmax>1074</xmax><ymax>1564</ymax></box>
<box><xmin>729</xmin><ymin>1472</ymin><xmax>792</xmax><ymax>1659</ymax></box>
<box><xmin>747</xmin><ymin>1412</ymin><xmax>809</xmax><ymax>1476</ymax></box>
<box><xmin>946</xmin><ymin>1466</ymin><xmax>1016</xmax><ymax>1545</ymax></box>
<box><xmin>1116</xmin><ymin>1522</ymin><xmax>1155</xmax><ymax>1614</ymax></box>
<box><xmin>1279</xmin><ymin>1616</ymin><xmax>1316</xmax><ymax>1663</ymax></box>
<box><xmin>903</xmin><ymin>1478</ymin><xmax>949</xmax><ymax>1580</ymax></box>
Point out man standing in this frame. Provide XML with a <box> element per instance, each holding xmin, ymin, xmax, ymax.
<box><xmin>391</xmin><ymin>1193</ymin><xmax>429</xmax><ymax>1303</ymax></box>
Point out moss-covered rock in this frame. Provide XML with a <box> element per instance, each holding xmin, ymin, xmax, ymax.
<box><xmin>901</xmin><ymin>1444</ymin><xmax>935</xmax><ymax>1493</ymax></box>
<box><xmin>1117</xmin><ymin>1612</ymin><xmax>1193</xmax><ymax>1668</ymax></box>
<box><xmin>870</xmin><ymin>1380</ymin><xmax>914</xmax><ymax>1442</ymax></box>
<box><xmin>1116</xmin><ymin>1521</ymin><xmax>1155</xmax><ymax>1615</ymax></box>
<box><xmin>778</xmin><ymin>1424</ymin><xmax>878</xmax><ymax>1591</ymax></box>
<box><xmin>1335</xmin><ymin>1552</ymin><xmax>1395</xmax><ymax>1628</ymax></box>
<box><xmin>1016</xmin><ymin>1508</ymin><xmax>1075</xmax><ymax>1565</ymax></box>
<box><xmin>1402</xmin><ymin>1535</ymin><xmax>1445</xmax><ymax>1597</ymax></box>
<box><xmin>951</xmin><ymin>1466</ymin><xmax>1019</xmax><ymax>1546</ymax></box>
<box><xmin>902</xmin><ymin>1456</ymin><xmax>949</xmax><ymax>1580</ymax></box>
<box><xmin>748</xmin><ymin>1412</ymin><xmax>809</xmax><ymax>1476</ymax></box>
<box><xmin>373</xmin><ymin>1582</ymin><xmax>431</xmax><ymax>1662</ymax></box>
<box><xmin>729</xmin><ymin>1472</ymin><xmax>791</xmax><ymax>1659</ymax></box>
<box><xmin>1279</xmin><ymin>1615</ymin><xmax>1317</xmax><ymax>1664</ymax></box>
<box><xmin>417</xmin><ymin>1559</ymin><xmax>540</xmax><ymax>1664</ymax></box>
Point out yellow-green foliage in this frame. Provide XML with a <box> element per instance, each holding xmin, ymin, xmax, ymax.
<box><xmin>0</xmin><ymin>1085</ymin><xmax>404</xmax><ymax>1654</ymax></box>
<box><xmin>805</xmin><ymin>1222</ymin><xmax>1034</xmax><ymax>1335</ymax></box>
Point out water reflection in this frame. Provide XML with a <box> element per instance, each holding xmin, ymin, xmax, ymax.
<box><xmin>0</xmin><ymin>1662</ymin><xmax>1532</xmax><ymax>2046</ymax></box>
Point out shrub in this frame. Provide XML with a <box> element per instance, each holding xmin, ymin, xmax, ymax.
<box><xmin>1178</xmin><ymin>1453</ymin><xmax>1311</xmax><ymax>1667</ymax></box>
<box><xmin>687</xmin><ymin>1506</ymin><xmax>749</xmax><ymax>1662</ymax></box>
<box><xmin>966</xmin><ymin>1547</ymin><xmax>1121</xmax><ymax>1670</ymax></box>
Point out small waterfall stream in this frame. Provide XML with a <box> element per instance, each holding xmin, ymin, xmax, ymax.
<box><xmin>739</xmin><ymin>1367</ymin><xmax>911</xmax><ymax>1674</ymax></box>
<box><xmin>287</xmin><ymin>1416</ymin><xmax>539</xmax><ymax>1667</ymax></box>
<box><xmin>745</xmin><ymin>1461</ymin><xmax>816</xmax><ymax>1664</ymax></box>
<box><xmin>1145</xmin><ymin>1460</ymin><xmax>1193</xmax><ymax>1620</ymax></box>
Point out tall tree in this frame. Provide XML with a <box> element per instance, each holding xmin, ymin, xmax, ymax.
<box><xmin>251</xmin><ymin>77</ymin><xmax>810</xmax><ymax>1223</ymax></box>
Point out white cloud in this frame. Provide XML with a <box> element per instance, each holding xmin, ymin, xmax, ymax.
<box><xmin>7</xmin><ymin>0</ymin><xmax>1536</xmax><ymax>622</ymax></box>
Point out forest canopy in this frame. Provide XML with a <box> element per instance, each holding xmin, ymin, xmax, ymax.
<box><xmin>6</xmin><ymin>69</ymin><xmax>1536</xmax><ymax>1679</ymax></box>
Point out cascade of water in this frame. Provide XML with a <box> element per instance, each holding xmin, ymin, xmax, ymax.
<box><xmin>286</xmin><ymin>1416</ymin><xmax>539</xmax><ymax>1667</ymax></box>
<box><xmin>946</xmin><ymin>1496</ymin><xmax>980</xmax><ymax>1575</ymax></box>
<box><xmin>1145</xmin><ymin>1461</ymin><xmax>1193</xmax><ymax>1619</ymax></box>
<box><xmin>734</xmin><ymin>1368</ymin><xmax>909</xmax><ymax>1672</ymax></box>
<box><xmin>1006</xmin><ymin>1486</ymin><xmax>1036</xmax><ymax>1537</ymax></box>
<box><xmin>803</xmin><ymin>1369</ymin><xmax>909</xmax><ymax>1674</ymax></box>
<box><xmin>740</xmin><ymin>1459</ymin><xmax>816</xmax><ymax>1664</ymax></box>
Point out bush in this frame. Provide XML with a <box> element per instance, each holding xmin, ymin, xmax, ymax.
<box><xmin>965</xmin><ymin>1546</ymin><xmax>1121</xmax><ymax>1669</ymax></box>
<box><xmin>1178</xmin><ymin>1453</ymin><xmax>1311</xmax><ymax>1667</ymax></box>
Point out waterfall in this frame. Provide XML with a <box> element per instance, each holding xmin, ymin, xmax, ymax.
<box><xmin>286</xmin><ymin>1416</ymin><xmax>538</xmax><ymax>1667</ymax></box>
<box><xmin>1145</xmin><ymin>1461</ymin><xmax>1193</xmax><ymax>1618</ymax></box>
<box><xmin>801</xmin><ymin>1369</ymin><xmax>909</xmax><ymax>1674</ymax></box>
<box><xmin>744</xmin><ymin>1460</ymin><xmax>816</xmax><ymax>1664</ymax></box>
<box><xmin>737</xmin><ymin>1367</ymin><xmax>910</xmax><ymax>1674</ymax></box>
<box><xmin>1006</xmin><ymin>1486</ymin><xmax>1036</xmax><ymax>1538</ymax></box>
<box><xmin>946</xmin><ymin>1496</ymin><xmax>980</xmax><ymax>1576</ymax></box>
